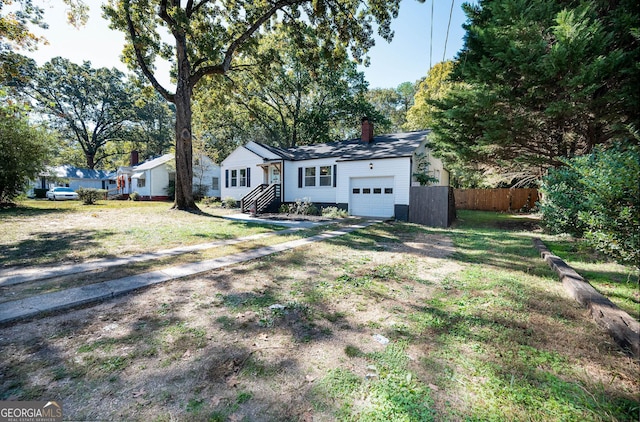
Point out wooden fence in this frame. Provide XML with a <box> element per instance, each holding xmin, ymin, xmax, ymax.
<box><xmin>409</xmin><ymin>186</ymin><xmax>456</xmax><ymax>227</ymax></box>
<box><xmin>454</xmin><ymin>188</ymin><xmax>539</xmax><ymax>211</ymax></box>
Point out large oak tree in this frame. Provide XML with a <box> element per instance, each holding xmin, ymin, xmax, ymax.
<box><xmin>194</xmin><ymin>22</ymin><xmax>382</xmax><ymax>156</ymax></box>
<box><xmin>103</xmin><ymin>0</ymin><xmax>406</xmax><ymax>211</ymax></box>
<box><xmin>24</xmin><ymin>57</ymin><xmax>136</xmax><ymax>169</ymax></box>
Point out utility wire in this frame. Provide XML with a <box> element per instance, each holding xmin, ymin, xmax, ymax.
<box><xmin>429</xmin><ymin>0</ymin><xmax>434</xmax><ymax>70</ymax></box>
<box><xmin>442</xmin><ymin>0</ymin><xmax>456</xmax><ymax>62</ymax></box>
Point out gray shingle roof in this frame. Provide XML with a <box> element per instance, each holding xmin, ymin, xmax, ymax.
<box><xmin>254</xmin><ymin>130</ymin><xmax>429</xmax><ymax>162</ymax></box>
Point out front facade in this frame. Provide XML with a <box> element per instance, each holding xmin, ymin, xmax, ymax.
<box><xmin>118</xmin><ymin>153</ymin><xmax>221</xmax><ymax>200</ymax></box>
<box><xmin>221</xmin><ymin>125</ymin><xmax>449</xmax><ymax>220</ymax></box>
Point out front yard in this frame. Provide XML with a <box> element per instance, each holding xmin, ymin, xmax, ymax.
<box><xmin>0</xmin><ymin>200</ymin><xmax>283</xmax><ymax>268</ymax></box>
<box><xmin>0</xmin><ymin>202</ymin><xmax>638</xmax><ymax>421</ymax></box>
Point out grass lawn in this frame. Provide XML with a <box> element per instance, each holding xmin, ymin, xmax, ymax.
<box><xmin>0</xmin><ymin>199</ymin><xmax>284</xmax><ymax>268</ymax></box>
<box><xmin>0</xmin><ymin>208</ymin><xmax>637</xmax><ymax>421</ymax></box>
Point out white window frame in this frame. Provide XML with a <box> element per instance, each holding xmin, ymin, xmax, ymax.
<box><xmin>304</xmin><ymin>167</ymin><xmax>316</xmax><ymax>187</ymax></box>
<box><xmin>319</xmin><ymin>165</ymin><xmax>332</xmax><ymax>187</ymax></box>
<box><xmin>212</xmin><ymin>177</ymin><xmax>219</xmax><ymax>191</ymax></box>
<box><xmin>230</xmin><ymin>169</ymin><xmax>238</xmax><ymax>187</ymax></box>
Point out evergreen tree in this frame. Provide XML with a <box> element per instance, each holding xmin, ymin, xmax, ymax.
<box><xmin>429</xmin><ymin>0</ymin><xmax>639</xmax><ymax>181</ymax></box>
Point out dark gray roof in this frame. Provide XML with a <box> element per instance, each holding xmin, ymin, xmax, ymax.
<box><xmin>255</xmin><ymin>130</ymin><xmax>429</xmax><ymax>162</ymax></box>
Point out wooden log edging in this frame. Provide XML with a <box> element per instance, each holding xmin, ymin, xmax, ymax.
<box><xmin>532</xmin><ymin>238</ymin><xmax>640</xmax><ymax>359</ymax></box>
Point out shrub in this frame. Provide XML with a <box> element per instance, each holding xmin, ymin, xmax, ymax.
<box><xmin>192</xmin><ymin>183</ymin><xmax>208</xmax><ymax>201</ymax></box>
<box><xmin>540</xmin><ymin>141</ymin><xmax>640</xmax><ymax>272</ymax></box>
<box><xmin>539</xmin><ymin>165</ymin><xmax>588</xmax><ymax>236</ymax></box>
<box><xmin>165</xmin><ymin>180</ymin><xmax>175</xmax><ymax>200</ymax></box>
<box><xmin>200</xmin><ymin>196</ymin><xmax>221</xmax><ymax>207</ymax></box>
<box><xmin>293</xmin><ymin>198</ymin><xmax>320</xmax><ymax>215</ymax></box>
<box><xmin>129</xmin><ymin>191</ymin><xmax>141</xmax><ymax>201</ymax></box>
<box><xmin>76</xmin><ymin>188</ymin><xmax>107</xmax><ymax>205</ymax></box>
<box><xmin>279</xmin><ymin>198</ymin><xmax>320</xmax><ymax>215</ymax></box>
<box><xmin>304</xmin><ymin>204</ymin><xmax>319</xmax><ymax>216</ymax></box>
<box><xmin>322</xmin><ymin>206</ymin><xmax>348</xmax><ymax>218</ymax></box>
<box><xmin>279</xmin><ymin>203</ymin><xmax>291</xmax><ymax>213</ymax></box>
<box><xmin>222</xmin><ymin>197</ymin><xmax>238</xmax><ymax>208</ymax></box>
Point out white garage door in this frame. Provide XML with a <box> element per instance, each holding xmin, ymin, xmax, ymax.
<box><xmin>350</xmin><ymin>177</ymin><xmax>395</xmax><ymax>218</ymax></box>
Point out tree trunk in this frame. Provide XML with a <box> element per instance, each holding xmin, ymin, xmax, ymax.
<box><xmin>172</xmin><ymin>34</ymin><xmax>198</xmax><ymax>211</ymax></box>
<box><xmin>85</xmin><ymin>152</ymin><xmax>95</xmax><ymax>170</ymax></box>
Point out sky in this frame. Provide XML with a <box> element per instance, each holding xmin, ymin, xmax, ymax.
<box><xmin>25</xmin><ymin>0</ymin><xmax>473</xmax><ymax>90</ymax></box>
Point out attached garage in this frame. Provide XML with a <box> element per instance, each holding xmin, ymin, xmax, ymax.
<box><xmin>349</xmin><ymin>176</ymin><xmax>395</xmax><ymax>218</ymax></box>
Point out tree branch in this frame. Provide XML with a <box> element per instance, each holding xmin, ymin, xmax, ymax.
<box><xmin>186</xmin><ymin>0</ymin><xmax>212</xmax><ymax>17</ymax></box>
<box><xmin>158</xmin><ymin>0</ymin><xmax>177</xmax><ymax>28</ymax></box>
<box><xmin>124</xmin><ymin>0</ymin><xmax>175</xmax><ymax>102</ymax></box>
<box><xmin>190</xmin><ymin>0</ymin><xmax>306</xmax><ymax>86</ymax></box>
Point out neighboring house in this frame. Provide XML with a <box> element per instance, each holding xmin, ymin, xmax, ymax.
<box><xmin>220</xmin><ymin>119</ymin><xmax>449</xmax><ymax>220</ymax></box>
<box><xmin>117</xmin><ymin>152</ymin><xmax>221</xmax><ymax>200</ymax></box>
<box><xmin>33</xmin><ymin>165</ymin><xmax>116</xmax><ymax>195</ymax></box>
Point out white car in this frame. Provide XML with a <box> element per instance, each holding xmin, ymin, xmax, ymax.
<box><xmin>46</xmin><ymin>187</ymin><xmax>79</xmax><ymax>201</ymax></box>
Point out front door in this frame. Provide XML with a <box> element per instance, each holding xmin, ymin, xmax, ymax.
<box><xmin>269</xmin><ymin>164</ymin><xmax>281</xmax><ymax>185</ymax></box>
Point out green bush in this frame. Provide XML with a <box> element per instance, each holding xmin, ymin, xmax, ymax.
<box><xmin>322</xmin><ymin>206</ymin><xmax>348</xmax><ymax>218</ymax></box>
<box><xmin>129</xmin><ymin>191</ymin><xmax>141</xmax><ymax>201</ymax></box>
<box><xmin>200</xmin><ymin>196</ymin><xmax>221</xmax><ymax>207</ymax></box>
<box><xmin>192</xmin><ymin>183</ymin><xmax>208</xmax><ymax>201</ymax></box>
<box><xmin>540</xmin><ymin>141</ymin><xmax>639</xmax><ymax>271</ymax></box>
<box><xmin>279</xmin><ymin>203</ymin><xmax>291</xmax><ymax>213</ymax></box>
<box><xmin>283</xmin><ymin>198</ymin><xmax>320</xmax><ymax>216</ymax></box>
<box><xmin>76</xmin><ymin>188</ymin><xmax>107</xmax><ymax>205</ymax></box>
<box><xmin>222</xmin><ymin>197</ymin><xmax>238</xmax><ymax>208</ymax></box>
<box><xmin>165</xmin><ymin>180</ymin><xmax>175</xmax><ymax>200</ymax></box>
<box><xmin>539</xmin><ymin>166</ymin><xmax>588</xmax><ymax>236</ymax></box>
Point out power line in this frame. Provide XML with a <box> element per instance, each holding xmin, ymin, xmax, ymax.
<box><xmin>442</xmin><ymin>0</ymin><xmax>456</xmax><ymax>62</ymax></box>
<box><xmin>429</xmin><ymin>0</ymin><xmax>434</xmax><ymax>70</ymax></box>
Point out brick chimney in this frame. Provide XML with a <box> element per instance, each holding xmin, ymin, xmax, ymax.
<box><xmin>130</xmin><ymin>150</ymin><xmax>139</xmax><ymax>166</ymax></box>
<box><xmin>361</xmin><ymin>117</ymin><xmax>374</xmax><ymax>143</ymax></box>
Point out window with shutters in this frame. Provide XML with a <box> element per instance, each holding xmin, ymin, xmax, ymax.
<box><xmin>304</xmin><ymin>167</ymin><xmax>316</xmax><ymax>187</ymax></box>
<box><xmin>319</xmin><ymin>166</ymin><xmax>332</xmax><ymax>186</ymax></box>
<box><xmin>230</xmin><ymin>169</ymin><xmax>237</xmax><ymax>187</ymax></box>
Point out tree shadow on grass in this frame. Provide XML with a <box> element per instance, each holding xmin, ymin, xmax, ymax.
<box><xmin>0</xmin><ymin>203</ymin><xmax>77</xmax><ymax>218</ymax></box>
<box><xmin>0</xmin><ymin>229</ymin><xmax>117</xmax><ymax>268</ymax></box>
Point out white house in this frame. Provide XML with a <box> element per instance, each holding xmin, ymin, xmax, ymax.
<box><xmin>220</xmin><ymin>119</ymin><xmax>449</xmax><ymax>220</ymax></box>
<box><xmin>117</xmin><ymin>152</ymin><xmax>221</xmax><ymax>200</ymax></box>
